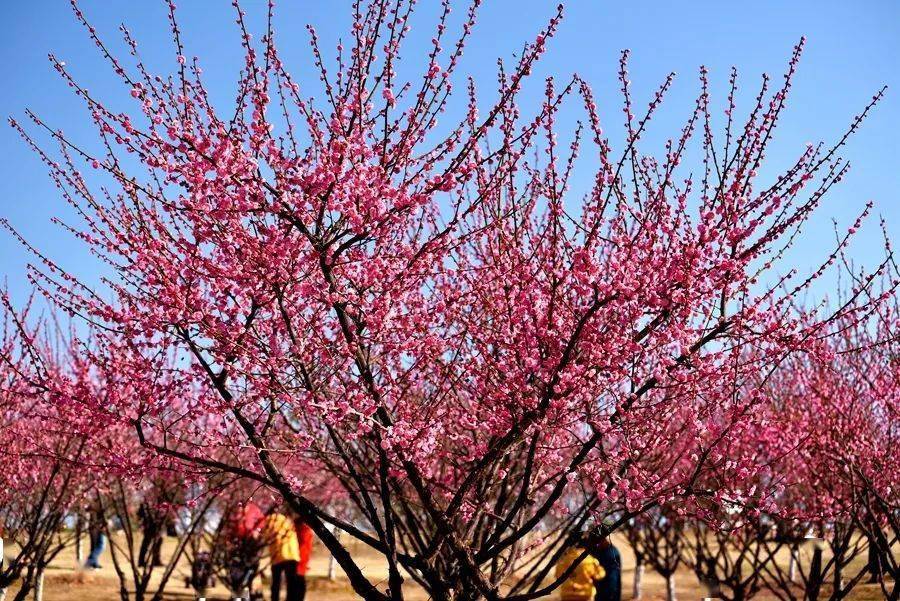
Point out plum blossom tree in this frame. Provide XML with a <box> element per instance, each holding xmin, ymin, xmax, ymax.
<box><xmin>830</xmin><ymin>294</ymin><xmax>900</xmax><ymax>601</ymax></box>
<box><xmin>0</xmin><ymin>301</ymin><xmax>233</xmax><ymax>601</ymax></box>
<box><xmin>760</xmin><ymin>285</ymin><xmax>900</xmax><ymax>601</ymax></box>
<box><xmin>686</xmin><ymin>509</ymin><xmax>776</xmax><ymax>601</ymax></box>
<box><xmin>760</xmin><ymin>499</ymin><xmax>872</xmax><ymax>601</ymax></box>
<box><xmin>622</xmin><ymin>506</ymin><xmax>685</xmax><ymax>601</ymax></box>
<box><xmin>91</xmin><ymin>463</ymin><xmax>220</xmax><ymax>601</ymax></box>
<box><xmin>0</xmin><ymin>300</ymin><xmax>95</xmax><ymax>601</ymax></box>
<box><xmin>6</xmin><ymin>0</ymin><xmax>894</xmax><ymax>599</ymax></box>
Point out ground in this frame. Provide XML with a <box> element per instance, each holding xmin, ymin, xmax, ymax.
<box><xmin>5</xmin><ymin>533</ymin><xmax>892</xmax><ymax>600</ymax></box>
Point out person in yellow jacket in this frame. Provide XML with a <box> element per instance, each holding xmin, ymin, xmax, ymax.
<box><xmin>262</xmin><ymin>508</ymin><xmax>302</xmax><ymax>601</ymax></box>
<box><xmin>556</xmin><ymin>544</ymin><xmax>606</xmax><ymax>601</ymax></box>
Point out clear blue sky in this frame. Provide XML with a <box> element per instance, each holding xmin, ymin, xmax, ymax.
<box><xmin>1</xmin><ymin>1</ymin><xmax>897</xmax><ymax>306</ymax></box>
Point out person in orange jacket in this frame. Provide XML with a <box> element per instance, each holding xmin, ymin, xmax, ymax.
<box><xmin>555</xmin><ymin>538</ymin><xmax>606</xmax><ymax>601</ymax></box>
<box><xmin>293</xmin><ymin>517</ymin><xmax>314</xmax><ymax>601</ymax></box>
<box><xmin>262</xmin><ymin>506</ymin><xmax>302</xmax><ymax>601</ymax></box>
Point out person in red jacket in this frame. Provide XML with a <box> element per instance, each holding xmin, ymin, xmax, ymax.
<box><xmin>234</xmin><ymin>501</ymin><xmax>265</xmax><ymax>539</ymax></box>
<box><xmin>294</xmin><ymin>517</ymin><xmax>314</xmax><ymax>601</ymax></box>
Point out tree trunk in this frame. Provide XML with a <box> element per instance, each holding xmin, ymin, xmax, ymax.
<box><xmin>867</xmin><ymin>542</ymin><xmax>882</xmax><ymax>583</ymax></box>
<box><xmin>12</xmin><ymin>582</ymin><xmax>31</xmax><ymax>601</ymax></box>
<box><xmin>788</xmin><ymin>546</ymin><xmax>798</xmax><ymax>582</ymax></box>
<box><xmin>75</xmin><ymin>516</ymin><xmax>84</xmax><ymax>567</ymax></box>
<box><xmin>231</xmin><ymin>585</ymin><xmax>252</xmax><ymax>601</ymax></box>
<box><xmin>666</xmin><ymin>574</ymin><xmax>676</xmax><ymax>601</ymax></box>
<box><xmin>33</xmin><ymin>571</ymin><xmax>44</xmax><ymax>601</ymax></box>
<box><xmin>12</xmin><ymin>566</ymin><xmax>33</xmax><ymax>601</ymax></box>
<box><xmin>833</xmin><ymin>554</ymin><xmax>844</xmax><ymax>599</ymax></box>
<box><xmin>632</xmin><ymin>562</ymin><xmax>644</xmax><ymax>600</ymax></box>
<box><xmin>133</xmin><ymin>583</ymin><xmax>147</xmax><ymax>601</ymax></box>
<box><xmin>328</xmin><ymin>526</ymin><xmax>340</xmax><ymax>581</ymax></box>
<box><xmin>806</xmin><ymin>548</ymin><xmax>823</xmax><ymax>601</ymax></box>
<box><xmin>328</xmin><ymin>550</ymin><xmax>338</xmax><ymax>581</ymax></box>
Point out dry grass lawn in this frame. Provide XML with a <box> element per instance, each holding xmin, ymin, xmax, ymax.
<box><xmin>5</xmin><ymin>533</ymin><xmax>892</xmax><ymax>600</ymax></box>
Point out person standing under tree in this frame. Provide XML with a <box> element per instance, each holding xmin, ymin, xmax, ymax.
<box><xmin>85</xmin><ymin>504</ymin><xmax>106</xmax><ymax>570</ymax></box>
<box><xmin>556</xmin><ymin>534</ymin><xmax>605</xmax><ymax>601</ymax></box>
<box><xmin>263</xmin><ymin>506</ymin><xmax>301</xmax><ymax>601</ymax></box>
<box><xmin>293</xmin><ymin>516</ymin><xmax>314</xmax><ymax>601</ymax></box>
<box><xmin>590</xmin><ymin>537</ymin><xmax>622</xmax><ymax>601</ymax></box>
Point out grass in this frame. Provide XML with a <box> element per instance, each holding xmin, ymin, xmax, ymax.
<box><xmin>4</xmin><ymin>532</ymin><xmax>893</xmax><ymax>600</ymax></box>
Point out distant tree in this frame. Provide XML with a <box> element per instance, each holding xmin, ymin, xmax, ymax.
<box><xmin>90</xmin><ymin>454</ymin><xmax>220</xmax><ymax>601</ymax></box>
<box><xmin>761</xmin><ymin>293</ymin><xmax>900</xmax><ymax>601</ymax></box>
<box><xmin>686</xmin><ymin>512</ymin><xmax>774</xmax><ymax>601</ymax></box>
<box><xmin>0</xmin><ymin>301</ymin><xmax>92</xmax><ymax>601</ymax></box>
<box><xmin>624</xmin><ymin>506</ymin><xmax>686</xmax><ymax>601</ymax></box>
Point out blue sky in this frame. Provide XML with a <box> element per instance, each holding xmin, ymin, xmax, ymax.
<box><xmin>1</xmin><ymin>0</ymin><xmax>897</xmax><ymax>307</ymax></box>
